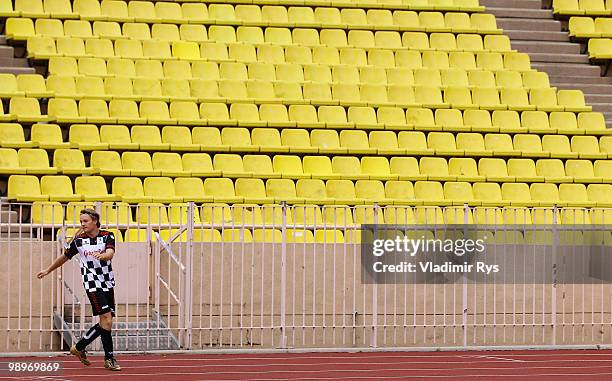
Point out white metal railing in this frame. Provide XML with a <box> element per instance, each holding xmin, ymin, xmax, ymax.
<box><xmin>0</xmin><ymin>200</ymin><xmax>610</xmax><ymax>352</ymax></box>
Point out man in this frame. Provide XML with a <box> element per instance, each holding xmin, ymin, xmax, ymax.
<box><xmin>37</xmin><ymin>208</ymin><xmax>121</xmax><ymax>371</ymax></box>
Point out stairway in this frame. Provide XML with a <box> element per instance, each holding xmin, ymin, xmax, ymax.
<box><xmin>54</xmin><ymin>307</ymin><xmax>180</xmax><ymax>351</ymax></box>
<box><xmin>0</xmin><ymin>35</ymin><xmax>35</xmax><ymax>74</ymax></box>
<box><xmin>480</xmin><ymin>0</ymin><xmax>612</xmax><ymax>127</ymax></box>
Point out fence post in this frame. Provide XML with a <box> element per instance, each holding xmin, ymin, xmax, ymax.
<box><xmin>462</xmin><ymin>203</ymin><xmax>469</xmax><ymax>348</ymax></box>
<box><xmin>371</xmin><ymin>204</ymin><xmax>379</xmax><ymax>348</ymax></box>
<box><xmin>185</xmin><ymin>202</ymin><xmax>195</xmax><ymax>350</ymax></box>
<box><xmin>279</xmin><ymin>201</ymin><xmax>288</xmax><ymax>348</ymax></box>
<box><xmin>551</xmin><ymin>205</ymin><xmax>558</xmax><ymax>345</ymax></box>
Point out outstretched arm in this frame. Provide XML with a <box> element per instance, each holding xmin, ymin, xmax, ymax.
<box><xmin>37</xmin><ymin>255</ymin><xmax>69</xmax><ymax>279</ymax></box>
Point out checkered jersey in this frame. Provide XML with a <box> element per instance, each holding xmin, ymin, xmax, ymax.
<box><xmin>64</xmin><ymin>230</ymin><xmax>116</xmax><ymax>292</ymax></box>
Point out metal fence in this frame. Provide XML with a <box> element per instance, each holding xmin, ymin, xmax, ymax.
<box><xmin>0</xmin><ymin>200</ymin><xmax>610</xmax><ymax>352</ymax></box>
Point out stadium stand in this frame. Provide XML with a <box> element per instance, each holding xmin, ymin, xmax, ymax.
<box><xmin>0</xmin><ymin>0</ymin><xmax>610</xmax><ymax>238</ymax></box>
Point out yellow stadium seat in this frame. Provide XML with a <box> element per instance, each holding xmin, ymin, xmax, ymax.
<box><xmin>429</xmin><ymin>130</ymin><xmax>464</xmax><ymax>155</ymax></box>
<box><xmin>361</xmin><ymin>156</ymin><xmax>396</xmax><ymax>181</ymax></box>
<box><xmin>589</xmin><ymin>38</ymin><xmax>612</xmax><ymax>59</ymax></box>
<box><xmin>143</xmin><ymin>177</ymin><xmax>183</xmax><ymax>203</ymax></box>
<box><xmin>473</xmin><ymin>207</ymin><xmax>504</xmax><ymax>225</ymax></box>
<box><xmin>75</xmin><ymin>175</ymin><xmax>117</xmax><ymax>202</ymax></box>
<box><xmin>69</xmin><ymin>124</ymin><xmax>108</xmax><ymax>151</ymax></box>
<box><xmin>485</xmin><ymin>133</ymin><xmax>520</xmax><ymax>156</ymax></box>
<box><xmin>78</xmin><ymin>99</ymin><xmax>115</xmax><ymax>124</ymax></box>
<box><xmin>221</xmin><ymin>127</ymin><xmax>258</xmax><ymax>152</ymax></box>
<box><xmin>16</xmin><ymin>74</ymin><xmax>50</xmax><ymax>99</ymax></box>
<box><xmin>182</xmin><ymin>153</ymin><xmax>220</xmax><ymax>178</ymax></box>
<box><xmin>571</xmin><ymin>135</ymin><xmax>607</xmax><ymax>159</ymax></box>
<box><xmin>455</xmin><ymin>132</ymin><xmax>491</xmax><ymax>156</ymax></box>
<box><xmin>192</xmin><ymin>127</ymin><xmax>228</xmax><ymax>152</ymax></box>
<box><xmin>507</xmin><ymin>158</ymin><xmax>544</xmax><ymax>182</ymax></box>
<box><xmin>577</xmin><ymin>112</ymin><xmax>607</xmax><ymax>133</ymax></box>
<box><xmin>474</xmin><ymin>182</ymin><xmax>508</xmax><ymax>206</ymax></box>
<box><xmin>266</xmin><ymin>178</ymin><xmax>305</xmax><ymax>204</ymax></box>
<box><xmin>40</xmin><ymin>175</ymin><xmax>80</xmax><ymax>202</ymax></box>
<box><xmin>535</xmin><ymin>158</ymin><xmax>572</xmax><ymax>183</ymax></box>
<box><xmin>310</xmin><ymin>129</ymin><xmax>346</xmax><ymax>154</ymax></box>
<box><xmin>53</xmin><ymin>148</ymin><xmax>95</xmax><ymax>175</ymax></box>
<box><xmin>388</xmin><ymin>157</ymin><xmax>425</xmax><ymax>181</ymax></box>
<box><xmin>502</xmin><ymin>182</ymin><xmax>539</xmax><ymax>206</ymax></box>
<box><xmin>121</xmin><ymin>151</ymin><xmax>160</xmax><ymax>177</ymax></box>
<box><xmin>587</xmin><ymin>184</ymin><xmax>612</xmax><ymax>207</ymax></box>
<box><xmin>478</xmin><ymin>158</ymin><xmax>514</xmax><ymax>182</ymax></box>
<box><xmin>152</xmin><ymin>24</ymin><xmax>180</xmax><ymax>43</ymax></box>
<box><xmin>420</xmin><ymin>156</ymin><xmax>456</xmax><ymax>181</ymax></box>
<box><xmin>174</xmin><ymin>177</ymin><xmax>212</xmax><ymax>203</ymax></box>
<box><xmin>6</xmin><ymin>18</ymin><xmax>35</xmax><ymax>40</ymax></box>
<box><xmin>471</xmin><ymin>13</ymin><xmax>501</xmax><ymax>34</ymax></box>
<box><xmin>513</xmin><ymin>134</ymin><xmax>548</xmax><ymax>158</ymax></box>
<box><xmin>326</xmin><ymin>179</ymin><xmax>363</xmax><ymax>205</ymax></box>
<box><xmin>593</xmin><ymin>160</ymin><xmax>611</xmax><ymax>182</ymax></box>
<box><xmin>296</xmin><ymin>179</ymin><xmax>335</xmax><ymax>204</ymax></box>
<box><xmin>412</xmin><ymin>205</ymin><xmax>444</xmax><ymax>224</ymax></box>
<box><xmin>303</xmin><ymin>156</ymin><xmax>340</xmax><ymax>180</ymax></box>
<box><xmin>253</xmin><ymin>229</ymin><xmax>282</xmax><ymax>243</ymax></box>
<box><xmin>559</xmin><ymin>183</ymin><xmax>596</xmax><ymax>207</ymax></box>
<box><xmin>271</xmin><ymin>155</ymin><xmax>305</xmax><ymax>179</ymax></box>
<box><xmin>530</xmin><ymin>88</ymin><xmax>564</xmax><ymax>111</ymax></box>
<box><xmin>398</xmin><ymin>130</ymin><xmax>435</xmax><ymax>155</ymax></box>
<box><xmin>90</xmin><ymin>150</ymin><xmax>129</xmax><ymax>177</ymax></box>
<box><xmin>130</xmin><ymin>125</ymin><xmax>168</xmax><ymax>151</ymax></box>
<box><xmin>0</xmin><ymin>74</ymin><xmax>23</xmax><ymax>98</ymax></box>
<box><xmin>136</xmin><ymin>202</ymin><xmax>170</xmax><ymax>227</ymax></box>
<box><xmin>449</xmin><ymin>157</ymin><xmax>485</xmax><ymax>182</ymax></box>
<box><xmin>99</xmin><ymin>124</ymin><xmax>138</xmax><ymax>150</ymax></box>
<box><xmin>8</xmin><ymin>175</ymin><xmax>48</xmax><ymax>201</ymax></box>
<box><xmin>200</xmin><ymin>103</ymin><xmax>233</xmax><ymax>126</ymax></box>
<box><xmin>355</xmin><ymin>179</ymin><xmax>394</xmax><ymax>205</ymax></box>
<box><xmin>152</xmin><ymin>152</ymin><xmax>190</xmax><ymax>177</ymax></box>
<box><xmin>280</xmin><ymin>129</ymin><xmax>317</xmax><ymax>154</ymax></box>
<box><xmin>464</xmin><ymin>109</ymin><xmax>495</xmax><ymax>132</ymax></box>
<box><xmin>204</xmin><ymin>178</ymin><xmax>243</xmax><ymax>203</ymax></box>
<box><xmin>31</xmin><ymin>201</ymin><xmax>64</xmax><ymax>225</ymax></box>
<box><xmin>213</xmin><ymin>153</ymin><xmax>247</xmax><ymax>178</ymax></box>
<box><xmin>26</xmin><ymin>36</ymin><xmax>57</xmax><ymax>59</ymax></box>
<box><xmin>10</xmin><ymin>97</ymin><xmax>47</xmax><ymax>122</ymax></box>
<box><xmin>332</xmin><ymin>156</ymin><xmax>369</xmax><ymax>180</ymax></box>
<box><xmin>0</xmin><ymin>123</ymin><xmax>34</xmax><ymax>148</ymax></box>
<box><xmin>252</xmin><ymin>128</ymin><xmax>289</xmax><ymax>153</ymax></box>
<box><xmin>430</xmin><ymin>32</ymin><xmax>458</xmax><ymax>51</ymax></box>
<box><xmin>242</xmin><ymin>154</ymin><xmax>275</xmax><ymax>179</ymax></box>
<box><xmin>29</xmin><ymin>124</ymin><xmax>67</xmax><ymax>150</ymax></box>
<box><xmin>557</xmin><ymin>89</ymin><xmax>591</xmax><ymax>112</ymax></box>
<box><xmin>0</xmin><ymin>148</ymin><xmax>25</xmax><ymax>174</ymax></box>
<box><xmin>415</xmin><ymin>180</ymin><xmax>452</xmax><ymax>206</ymax></box>
<box><xmin>17</xmin><ymin>148</ymin><xmax>57</xmax><ymax>174</ymax></box>
<box><xmin>565</xmin><ymin>159</ymin><xmax>599</xmax><ymax>183</ymax></box>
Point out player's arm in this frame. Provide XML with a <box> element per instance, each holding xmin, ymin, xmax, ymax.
<box><xmin>37</xmin><ymin>254</ymin><xmax>69</xmax><ymax>279</ymax></box>
<box><xmin>93</xmin><ymin>247</ymin><xmax>115</xmax><ymax>261</ymax></box>
<box><xmin>92</xmin><ymin>232</ymin><xmax>116</xmax><ymax>261</ymax></box>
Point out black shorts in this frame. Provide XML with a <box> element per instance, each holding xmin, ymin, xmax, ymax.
<box><xmin>86</xmin><ymin>289</ymin><xmax>116</xmax><ymax>317</ymax></box>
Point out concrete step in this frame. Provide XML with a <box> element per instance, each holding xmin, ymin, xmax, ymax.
<box><xmin>505</xmin><ymin>30</ymin><xmax>570</xmax><ymax>42</ymax></box>
<box><xmin>511</xmin><ymin>41</ymin><xmax>581</xmax><ymax>54</ymax></box>
<box><xmin>528</xmin><ymin>52</ymin><xmax>590</xmax><ymax>63</ymax></box>
<box><xmin>480</xmin><ymin>0</ymin><xmax>543</xmax><ymax>10</ymax></box>
<box><xmin>585</xmin><ymin>94</ymin><xmax>612</xmax><ymax>103</ymax></box>
<box><xmin>496</xmin><ymin>17</ymin><xmax>563</xmax><ymax>32</ymax></box>
<box><xmin>0</xmin><ymin>58</ymin><xmax>30</xmax><ymax>67</ymax></box>
<box><xmin>532</xmin><ymin>62</ymin><xmax>602</xmax><ymax>76</ymax></box>
<box><xmin>483</xmin><ymin>7</ymin><xmax>553</xmax><ymax>19</ymax></box>
<box><xmin>553</xmin><ymin>82</ymin><xmax>612</xmax><ymax>94</ymax></box>
<box><xmin>0</xmin><ymin>66</ymin><xmax>35</xmax><ymax>74</ymax></box>
<box><xmin>590</xmin><ymin>103</ymin><xmax>612</xmax><ymax>113</ymax></box>
<box><xmin>550</xmin><ymin>75</ymin><xmax>612</xmax><ymax>85</ymax></box>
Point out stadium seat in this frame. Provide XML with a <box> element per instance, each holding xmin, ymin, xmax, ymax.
<box><xmin>174</xmin><ymin>177</ymin><xmax>212</xmax><ymax>203</ymax></box>
<box><xmin>53</xmin><ymin>148</ymin><xmax>94</xmax><ymax>175</ymax></box>
<box><xmin>75</xmin><ymin>175</ymin><xmax>118</xmax><ymax>202</ymax></box>
<box><xmin>90</xmin><ymin>150</ymin><xmax>130</xmax><ymax>176</ymax></box>
<box><xmin>8</xmin><ymin>175</ymin><xmax>48</xmax><ymax>201</ymax></box>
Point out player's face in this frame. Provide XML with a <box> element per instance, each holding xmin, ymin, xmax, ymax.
<box><xmin>80</xmin><ymin>214</ymin><xmax>98</xmax><ymax>233</ymax></box>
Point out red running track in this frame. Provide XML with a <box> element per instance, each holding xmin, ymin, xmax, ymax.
<box><xmin>2</xmin><ymin>350</ymin><xmax>612</xmax><ymax>381</ymax></box>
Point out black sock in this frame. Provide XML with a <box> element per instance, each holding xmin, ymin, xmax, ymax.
<box><xmin>75</xmin><ymin>323</ymin><xmax>102</xmax><ymax>351</ymax></box>
<box><xmin>100</xmin><ymin>328</ymin><xmax>114</xmax><ymax>360</ymax></box>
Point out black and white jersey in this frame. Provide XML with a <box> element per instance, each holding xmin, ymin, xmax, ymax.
<box><xmin>64</xmin><ymin>230</ymin><xmax>116</xmax><ymax>293</ymax></box>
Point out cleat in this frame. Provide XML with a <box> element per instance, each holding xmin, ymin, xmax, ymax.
<box><xmin>104</xmin><ymin>357</ymin><xmax>121</xmax><ymax>371</ymax></box>
<box><xmin>70</xmin><ymin>344</ymin><xmax>91</xmax><ymax>366</ymax></box>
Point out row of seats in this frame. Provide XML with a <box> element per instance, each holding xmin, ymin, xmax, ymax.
<box><xmin>3</xmin><ymin>86</ymin><xmax>594</xmax><ymax>123</ymax></box>
<box><xmin>22</xmin><ymin>32</ymin><xmax>514</xmax><ymax>59</ymax></box>
<box><xmin>8</xmin><ymin>174</ymin><xmax>611</xmax><ymax>207</ymax></box>
<box><xmin>569</xmin><ymin>16</ymin><xmax>612</xmax><ymax>38</ymax></box>
<box><xmin>1</xmin><ymin>0</ymin><xmax>487</xmax><ymax>23</ymax></box>
<box><xmin>2</xmin><ymin>124</ymin><xmax>610</xmax><ymax>157</ymax></box>
<box><xmin>44</xmin><ymin>67</ymin><xmax>555</xmax><ymax>90</ymax></box>
<box><xmin>6</xmin><ymin>13</ymin><xmax>500</xmax><ymax>43</ymax></box>
<box><xmin>553</xmin><ymin>0</ymin><xmax>612</xmax><ymax>16</ymax></box>
<box><xmin>3</xmin><ymin>148</ymin><xmax>609</xmax><ymax>182</ymax></box>
<box><xmin>0</xmin><ymin>69</ymin><xmax>558</xmax><ymax>101</ymax></box>
<box><xmin>34</xmin><ymin>201</ymin><xmax>611</xmax><ymax>227</ymax></box>
<box><xmin>46</xmin><ymin>54</ymin><xmax>535</xmax><ymax>80</ymax></box>
<box><xmin>26</xmin><ymin>36</ymin><xmax>519</xmax><ymax>63</ymax></box>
